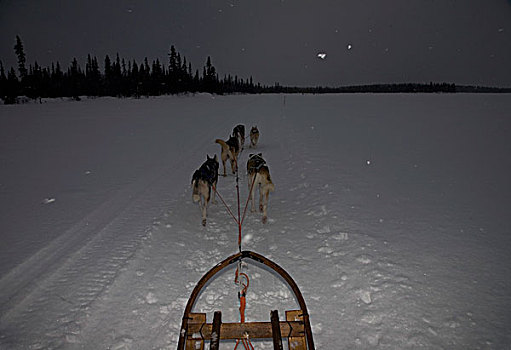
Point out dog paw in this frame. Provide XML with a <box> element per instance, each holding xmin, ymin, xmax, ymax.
<box><xmin>202</xmin><ymin>219</ymin><xmax>207</xmax><ymax>226</ymax></box>
<box><xmin>259</xmin><ymin>204</ymin><xmax>264</xmax><ymax>212</ymax></box>
<box><xmin>262</xmin><ymin>216</ymin><xmax>268</xmax><ymax>224</ymax></box>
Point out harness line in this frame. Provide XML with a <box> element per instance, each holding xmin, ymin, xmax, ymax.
<box><xmin>211</xmin><ymin>184</ymin><xmax>238</xmax><ymax>225</ymax></box>
<box><xmin>209</xmin><ymin>153</ymin><xmax>258</xmax><ymax>350</ymax></box>
<box><xmin>211</xmin><ymin>160</ymin><xmax>258</xmax><ymax>248</ymax></box>
<box><xmin>240</xmin><ymin>173</ymin><xmax>257</xmax><ymax>227</ymax></box>
<box><xmin>235</xmin><ymin>159</ymin><xmax>242</xmax><ymax>252</ymax></box>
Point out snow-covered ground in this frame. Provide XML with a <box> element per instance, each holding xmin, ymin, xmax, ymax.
<box><xmin>0</xmin><ymin>93</ymin><xmax>510</xmax><ymax>349</ymax></box>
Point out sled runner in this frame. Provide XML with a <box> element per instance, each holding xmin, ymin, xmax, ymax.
<box><xmin>176</xmin><ymin>250</ymin><xmax>315</xmax><ymax>350</ymax></box>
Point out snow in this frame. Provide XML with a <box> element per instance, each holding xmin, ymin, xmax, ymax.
<box><xmin>1</xmin><ymin>93</ymin><xmax>510</xmax><ymax>349</ymax></box>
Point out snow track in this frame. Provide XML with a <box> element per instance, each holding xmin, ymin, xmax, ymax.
<box><xmin>0</xmin><ymin>162</ymin><xmax>172</xmax><ymax>348</ymax></box>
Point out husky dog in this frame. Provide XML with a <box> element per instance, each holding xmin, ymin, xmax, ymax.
<box><xmin>191</xmin><ymin>155</ymin><xmax>219</xmax><ymax>226</ymax></box>
<box><xmin>233</xmin><ymin>124</ymin><xmax>245</xmax><ymax>151</ymax></box>
<box><xmin>249</xmin><ymin>126</ymin><xmax>259</xmax><ymax>148</ymax></box>
<box><xmin>215</xmin><ymin>135</ymin><xmax>240</xmax><ymax>176</ymax></box>
<box><xmin>247</xmin><ymin>153</ymin><xmax>275</xmax><ymax>223</ymax></box>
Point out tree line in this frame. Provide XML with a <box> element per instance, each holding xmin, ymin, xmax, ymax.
<box><xmin>266</xmin><ymin>82</ymin><xmax>510</xmax><ymax>94</ymax></box>
<box><xmin>268</xmin><ymin>82</ymin><xmax>457</xmax><ymax>94</ymax></box>
<box><xmin>0</xmin><ymin>36</ymin><xmax>261</xmax><ymax>103</ymax></box>
<box><xmin>2</xmin><ymin>36</ymin><xmax>509</xmax><ymax>103</ymax></box>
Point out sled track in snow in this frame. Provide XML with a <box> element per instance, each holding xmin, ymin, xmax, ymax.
<box><xmin>0</xmin><ymin>165</ymin><xmax>174</xmax><ymax>347</ymax></box>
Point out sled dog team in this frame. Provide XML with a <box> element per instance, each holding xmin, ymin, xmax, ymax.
<box><xmin>191</xmin><ymin>125</ymin><xmax>274</xmax><ymax>226</ymax></box>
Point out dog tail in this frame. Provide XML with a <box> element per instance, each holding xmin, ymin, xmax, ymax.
<box><xmin>215</xmin><ymin>139</ymin><xmax>229</xmax><ymax>150</ymax></box>
<box><xmin>267</xmin><ymin>179</ymin><xmax>275</xmax><ymax>192</ymax></box>
<box><xmin>215</xmin><ymin>139</ymin><xmax>234</xmax><ymax>159</ymax></box>
<box><xmin>192</xmin><ymin>179</ymin><xmax>200</xmax><ymax>202</ymax></box>
<box><xmin>262</xmin><ymin>167</ymin><xmax>275</xmax><ymax>192</ymax></box>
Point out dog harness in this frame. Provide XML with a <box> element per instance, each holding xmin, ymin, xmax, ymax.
<box><xmin>193</xmin><ymin>159</ymin><xmax>218</xmax><ymax>185</ymax></box>
<box><xmin>248</xmin><ymin>153</ymin><xmax>266</xmax><ymax>171</ymax></box>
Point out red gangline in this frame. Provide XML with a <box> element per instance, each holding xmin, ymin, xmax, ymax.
<box><xmin>212</xmin><ymin>184</ymin><xmax>239</xmax><ymax>226</ymax></box>
<box><xmin>213</xmin><ymin>172</ymin><xmax>257</xmax><ymax>233</ymax></box>
<box><xmin>235</xmin><ymin>159</ymin><xmax>242</xmax><ymax>251</ymax></box>
<box><xmin>240</xmin><ymin>173</ymin><xmax>257</xmax><ymax>227</ymax></box>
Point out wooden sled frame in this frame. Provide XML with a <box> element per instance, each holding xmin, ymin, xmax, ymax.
<box><xmin>177</xmin><ymin>250</ymin><xmax>315</xmax><ymax>350</ymax></box>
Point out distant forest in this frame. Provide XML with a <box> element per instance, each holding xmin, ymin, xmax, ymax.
<box><xmin>0</xmin><ymin>36</ymin><xmax>263</xmax><ymax>104</ymax></box>
<box><xmin>1</xmin><ymin>36</ymin><xmax>509</xmax><ymax>104</ymax></box>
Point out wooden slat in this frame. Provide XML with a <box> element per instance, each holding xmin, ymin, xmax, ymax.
<box><xmin>210</xmin><ymin>311</ymin><xmax>221</xmax><ymax>350</ymax></box>
<box><xmin>286</xmin><ymin>310</ymin><xmax>307</xmax><ymax>350</ymax></box>
<box><xmin>271</xmin><ymin>310</ymin><xmax>283</xmax><ymax>350</ymax></box>
<box><xmin>186</xmin><ymin>313</ymin><xmax>206</xmax><ymax>350</ymax></box>
<box><xmin>187</xmin><ymin>320</ymin><xmax>304</xmax><ymax>340</ymax></box>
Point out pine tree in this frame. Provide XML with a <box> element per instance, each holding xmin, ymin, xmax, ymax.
<box><xmin>5</xmin><ymin>67</ymin><xmax>19</xmax><ymax>103</ymax></box>
<box><xmin>49</xmin><ymin>62</ymin><xmax>64</xmax><ymax>97</ymax></box>
<box><xmin>131</xmin><ymin>59</ymin><xmax>139</xmax><ymax>96</ymax></box>
<box><xmin>122</xmin><ymin>59</ymin><xmax>127</xmax><ymax>77</ymax></box>
<box><xmin>169</xmin><ymin>45</ymin><xmax>177</xmax><ymax>73</ymax></box>
<box><xmin>168</xmin><ymin>45</ymin><xmax>178</xmax><ymax>92</ymax></box>
<box><xmin>0</xmin><ymin>61</ymin><xmax>6</xmax><ymax>99</ymax></box>
<box><xmin>67</xmin><ymin>58</ymin><xmax>83</xmax><ymax>98</ymax></box>
<box><xmin>104</xmin><ymin>55</ymin><xmax>112</xmax><ymax>78</ymax></box>
<box><xmin>14</xmin><ymin>35</ymin><xmax>27</xmax><ymax>80</ymax></box>
<box><xmin>204</xmin><ymin>56</ymin><xmax>217</xmax><ymax>93</ymax></box>
<box><xmin>114</xmin><ymin>54</ymin><xmax>122</xmax><ymax>77</ymax></box>
<box><xmin>151</xmin><ymin>59</ymin><xmax>164</xmax><ymax>95</ymax></box>
<box><xmin>85</xmin><ymin>55</ymin><xmax>101</xmax><ymax>96</ymax></box>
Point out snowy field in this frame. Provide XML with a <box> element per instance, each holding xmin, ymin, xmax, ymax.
<box><xmin>0</xmin><ymin>93</ymin><xmax>510</xmax><ymax>349</ymax></box>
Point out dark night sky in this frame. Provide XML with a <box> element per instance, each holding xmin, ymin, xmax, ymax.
<box><xmin>1</xmin><ymin>0</ymin><xmax>510</xmax><ymax>87</ymax></box>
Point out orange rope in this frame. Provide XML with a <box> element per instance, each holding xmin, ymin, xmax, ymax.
<box><xmin>234</xmin><ymin>267</ymin><xmax>254</xmax><ymax>350</ymax></box>
<box><xmin>234</xmin><ymin>338</ymin><xmax>255</xmax><ymax>350</ymax></box>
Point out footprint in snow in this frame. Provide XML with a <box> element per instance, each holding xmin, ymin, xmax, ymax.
<box><xmin>316</xmin><ymin>225</ymin><xmax>331</xmax><ymax>234</ymax></box>
<box><xmin>360</xmin><ymin>311</ymin><xmax>382</xmax><ymax>324</ymax></box>
<box><xmin>333</xmin><ymin>232</ymin><xmax>349</xmax><ymax>240</ymax></box>
<box><xmin>307</xmin><ymin>205</ymin><xmax>328</xmax><ymax>217</ymax></box>
<box><xmin>331</xmin><ymin>280</ymin><xmax>345</xmax><ymax>288</ymax></box>
<box><xmin>330</xmin><ymin>274</ymin><xmax>348</xmax><ymax>288</ymax></box>
<box><xmin>145</xmin><ymin>292</ymin><xmax>158</xmax><ymax>305</ymax></box>
<box><xmin>318</xmin><ymin>246</ymin><xmax>334</xmax><ymax>255</ymax></box>
<box><xmin>357</xmin><ymin>290</ymin><xmax>372</xmax><ymax>304</ymax></box>
<box><xmin>356</xmin><ymin>255</ymin><xmax>372</xmax><ymax>264</ymax></box>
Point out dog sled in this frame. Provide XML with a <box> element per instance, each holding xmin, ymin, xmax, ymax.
<box><xmin>176</xmin><ymin>250</ymin><xmax>315</xmax><ymax>350</ymax></box>
<box><xmin>183</xmin><ymin>125</ymin><xmax>314</xmax><ymax>349</ymax></box>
